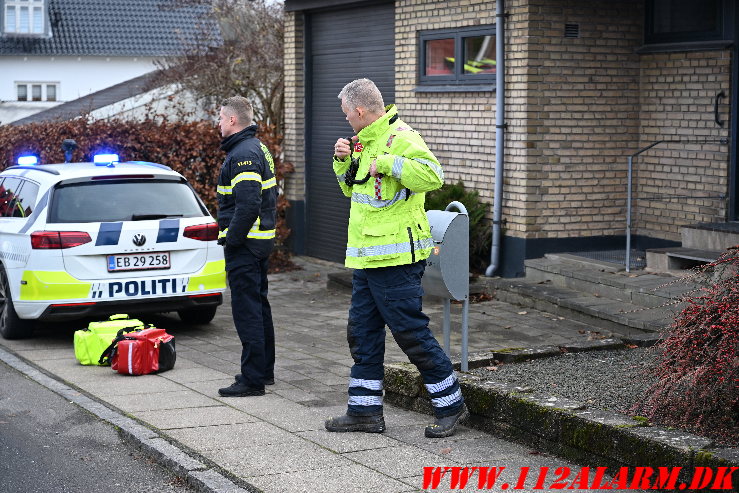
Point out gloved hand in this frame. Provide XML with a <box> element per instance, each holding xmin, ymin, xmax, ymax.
<box><xmin>217</xmin><ymin>237</ymin><xmax>226</xmax><ymax>246</ymax></box>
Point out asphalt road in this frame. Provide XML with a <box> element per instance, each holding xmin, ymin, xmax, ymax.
<box><xmin>0</xmin><ymin>360</ymin><xmax>197</xmax><ymax>493</ymax></box>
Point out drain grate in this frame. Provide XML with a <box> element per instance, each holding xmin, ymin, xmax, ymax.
<box><xmin>563</xmin><ymin>249</ymin><xmax>646</xmax><ymax>270</ymax></box>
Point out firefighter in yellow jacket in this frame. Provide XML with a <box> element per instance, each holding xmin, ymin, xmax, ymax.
<box><xmin>325</xmin><ymin>78</ymin><xmax>467</xmax><ymax>438</ymax></box>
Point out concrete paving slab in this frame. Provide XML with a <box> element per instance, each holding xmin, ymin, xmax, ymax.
<box><xmin>205</xmin><ymin>440</ymin><xmax>350</xmax><ymax>476</ymax></box>
<box><xmin>136</xmin><ymin>405</ymin><xmax>258</xmax><ymax>430</ymax></box>
<box><xmin>102</xmin><ymin>389</ymin><xmax>219</xmax><ymax>412</ymax></box>
<box><xmin>11</xmin><ymin>348</ymin><xmax>70</xmax><ymax>360</ymax></box>
<box><xmin>161</xmin><ymin>366</ymin><xmax>233</xmax><ymax>384</ymax></box>
<box><xmin>344</xmin><ymin>445</ymin><xmax>462</xmax><ymax>479</ymax></box>
<box><xmin>165</xmin><ymin>421</ymin><xmax>306</xmax><ymax>452</ymax></box>
<box><xmin>246</xmin><ymin>463</ymin><xmax>414</xmax><ymax>493</ymax></box>
<box><xmin>248</xmin><ymin>399</ymin><xmax>336</xmax><ymax>432</ymax></box>
<box><xmin>414</xmin><ymin>436</ymin><xmax>525</xmax><ymax>465</ymax></box>
<box><xmin>33</xmin><ymin>359</ymin><xmax>146</xmax><ymax>385</ymax></box>
<box><xmin>77</xmin><ymin>374</ymin><xmax>186</xmax><ymax>395</ymax></box>
<box><xmin>297</xmin><ymin>428</ymin><xmax>404</xmax><ymax>454</ymax></box>
<box><xmin>271</xmin><ymin>387</ymin><xmax>322</xmax><ymax>403</ymax></box>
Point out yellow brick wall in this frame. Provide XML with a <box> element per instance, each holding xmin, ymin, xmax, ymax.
<box><xmin>283</xmin><ymin>11</ymin><xmax>305</xmax><ymax>203</ymax></box>
<box><xmin>635</xmin><ymin>51</ymin><xmax>731</xmax><ymax>241</ymax></box>
<box><xmin>511</xmin><ymin>0</ymin><xmax>643</xmax><ymax>239</ymax></box>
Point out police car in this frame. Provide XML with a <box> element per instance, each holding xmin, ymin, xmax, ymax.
<box><xmin>0</xmin><ymin>151</ymin><xmax>226</xmax><ymax>339</ymax></box>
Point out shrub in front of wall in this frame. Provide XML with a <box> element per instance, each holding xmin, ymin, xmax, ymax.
<box><xmin>633</xmin><ymin>246</ymin><xmax>739</xmax><ymax>444</ymax></box>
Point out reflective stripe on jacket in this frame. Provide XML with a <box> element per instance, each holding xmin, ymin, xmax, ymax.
<box><xmin>332</xmin><ymin>105</ymin><xmax>443</xmax><ymax>269</ymax></box>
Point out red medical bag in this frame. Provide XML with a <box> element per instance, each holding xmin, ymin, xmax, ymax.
<box><xmin>100</xmin><ymin>327</ymin><xmax>176</xmax><ymax>375</ymax></box>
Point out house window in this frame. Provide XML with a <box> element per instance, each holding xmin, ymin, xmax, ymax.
<box><xmin>16</xmin><ymin>82</ymin><xmax>58</xmax><ymax>102</ymax></box>
<box><xmin>419</xmin><ymin>25</ymin><xmax>496</xmax><ymax>86</ymax></box>
<box><xmin>4</xmin><ymin>0</ymin><xmax>46</xmax><ymax>35</ymax></box>
<box><xmin>645</xmin><ymin>0</ymin><xmax>732</xmax><ymax>44</ymax></box>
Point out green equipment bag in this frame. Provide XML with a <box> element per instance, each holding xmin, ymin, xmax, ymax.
<box><xmin>74</xmin><ymin>314</ymin><xmax>144</xmax><ymax>366</ymax></box>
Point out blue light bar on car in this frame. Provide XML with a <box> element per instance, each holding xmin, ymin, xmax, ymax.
<box><xmin>93</xmin><ymin>153</ymin><xmax>119</xmax><ymax>165</ymax></box>
<box><xmin>17</xmin><ymin>155</ymin><xmax>38</xmax><ymax>165</ymax></box>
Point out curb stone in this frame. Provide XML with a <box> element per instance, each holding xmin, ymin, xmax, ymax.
<box><xmin>384</xmin><ymin>362</ymin><xmax>739</xmax><ymax>492</ymax></box>
<box><xmin>0</xmin><ymin>345</ymin><xmax>259</xmax><ymax>493</ymax></box>
<box><xmin>450</xmin><ymin>338</ymin><xmax>656</xmax><ymax>370</ymax></box>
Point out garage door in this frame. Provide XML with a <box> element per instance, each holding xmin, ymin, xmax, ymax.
<box><xmin>305</xmin><ymin>2</ymin><xmax>395</xmax><ymax>263</ymax></box>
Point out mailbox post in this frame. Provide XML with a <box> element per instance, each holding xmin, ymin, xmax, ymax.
<box><xmin>423</xmin><ymin>201</ymin><xmax>470</xmax><ymax>371</ymax></box>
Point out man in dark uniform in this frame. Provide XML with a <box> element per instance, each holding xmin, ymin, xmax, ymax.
<box><xmin>216</xmin><ymin>96</ymin><xmax>278</xmax><ymax>397</ymax></box>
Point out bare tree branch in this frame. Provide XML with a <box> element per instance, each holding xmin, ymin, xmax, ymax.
<box><xmin>155</xmin><ymin>0</ymin><xmax>284</xmax><ymax>130</ymax></box>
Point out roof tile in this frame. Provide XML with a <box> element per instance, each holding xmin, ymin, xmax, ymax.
<box><xmin>0</xmin><ymin>0</ymin><xmax>220</xmax><ymax>56</ymax></box>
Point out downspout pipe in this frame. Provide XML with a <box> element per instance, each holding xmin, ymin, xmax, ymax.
<box><xmin>485</xmin><ymin>0</ymin><xmax>505</xmax><ymax>277</ymax></box>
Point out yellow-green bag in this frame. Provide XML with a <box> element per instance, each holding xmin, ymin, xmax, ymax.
<box><xmin>73</xmin><ymin>314</ymin><xmax>144</xmax><ymax>365</ymax></box>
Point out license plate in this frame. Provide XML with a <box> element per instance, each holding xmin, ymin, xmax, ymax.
<box><xmin>107</xmin><ymin>252</ymin><xmax>171</xmax><ymax>272</ymax></box>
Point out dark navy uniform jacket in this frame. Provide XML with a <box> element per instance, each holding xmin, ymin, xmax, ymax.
<box><xmin>217</xmin><ymin>125</ymin><xmax>277</xmax><ymax>264</ymax></box>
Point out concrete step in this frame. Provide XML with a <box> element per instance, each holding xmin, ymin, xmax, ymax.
<box><xmin>523</xmin><ymin>254</ymin><xmax>695</xmax><ymax>309</ymax></box>
<box><xmin>646</xmin><ymin>247</ymin><xmax>723</xmax><ymax>272</ymax></box>
<box><xmin>488</xmin><ymin>277</ymin><xmax>681</xmax><ymax>336</ymax></box>
<box><xmin>682</xmin><ymin>222</ymin><xmax>739</xmax><ymax>250</ymax></box>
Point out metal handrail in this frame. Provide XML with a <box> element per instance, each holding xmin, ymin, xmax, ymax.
<box><xmin>625</xmin><ymin>138</ymin><xmax>729</xmax><ymax>272</ymax></box>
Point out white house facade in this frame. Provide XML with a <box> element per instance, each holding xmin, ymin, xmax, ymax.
<box><xmin>0</xmin><ymin>0</ymin><xmax>217</xmax><ymax>125</ymax></box>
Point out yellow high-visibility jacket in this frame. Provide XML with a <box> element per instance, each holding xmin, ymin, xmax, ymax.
<box><xmin>332</xmin><ymin>105</ymin><xmax>444</xmax><ymax>269</ymax></box>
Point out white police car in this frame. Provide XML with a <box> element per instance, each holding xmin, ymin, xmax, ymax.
<box><xmin>0</xmin><ymin>152</ymin><xmax>226</xmax><ymax>339</ymax></box>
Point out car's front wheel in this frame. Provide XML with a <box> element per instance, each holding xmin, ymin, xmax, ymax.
<box><xmin>0</xmin><ymin>268</ymin><xmax>34</xmax><ymax>339</ymax></box>
<box><xmin>177</xmin><ymin>306</ymin><xmax>217</xmax><ymax>325</ymax></box>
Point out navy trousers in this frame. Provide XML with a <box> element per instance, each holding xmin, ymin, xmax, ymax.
<box><xmin>226</xmin><ymin>247</ymin><xmax>275</xmax><ymax>389</ymax></box>
<box><xmin>346</xmin><ymin>260</ymin><xmax>464</xmax><ymax>418</ymax></box>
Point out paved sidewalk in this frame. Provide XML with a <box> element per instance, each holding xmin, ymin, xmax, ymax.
<box><xmin>0</xmin><ymin>256</ymin><xmax>612</xmax><ymax>493</ymax></box>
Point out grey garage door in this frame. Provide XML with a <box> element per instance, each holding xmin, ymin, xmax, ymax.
<box><xmin>305</xmin><ymin>2</ymin><xmax>395</xmax><ymax>263</ymax></box>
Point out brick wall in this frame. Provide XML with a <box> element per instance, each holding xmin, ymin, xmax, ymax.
<box><xmin>396</xmin><ymin>0</ymin><xmax>646</xmax><ymax>241</ymax></box>
<box><xmin>635</xmin><ymin>51</ymin><xmax>731</xmax><ymax>241</ymax></box>
<box><xmin>512</xmin><ymin>0</ymin><xmax>643</xmax><ymax>239</ymax></box>
<box><xmin>283</xmin><ymin>11</ymin><xmax>305</xmax><ymax>203</ymax></box>
<box><xmin>284</xmin><ymin>0</ymin><xmax>733</xmax><ymax>246</ymax></box>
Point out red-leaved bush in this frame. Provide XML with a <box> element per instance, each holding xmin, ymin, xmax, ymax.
<box><xmin>0</xmin><ymin>116</ymin><xmax>296</xmax><ymax>272</ymax></box>
<box><xmin>635</xmin><ymin>246</ymin><xmax>739</xmax><ymax>443</ymax></box>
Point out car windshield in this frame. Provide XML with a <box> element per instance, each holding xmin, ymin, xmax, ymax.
<box><xmin>49</xmin><ymin>179</ymin><xmax>207</xmax><ymax>223</ymax></box>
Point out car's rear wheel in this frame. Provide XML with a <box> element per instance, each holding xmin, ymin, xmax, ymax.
<box><xmin>0</xmin><ymin>268</ymin><xmax>34</xmax><ymax>339</ymax></box>
<box><xmin>177</xmin><ymin>306</ymin><xmax>217</xmax><ymax>325</ymax></box>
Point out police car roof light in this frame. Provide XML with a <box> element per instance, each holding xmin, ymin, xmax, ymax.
<box><xmin>17</xmin><ymin>155</ymin><xmax>38</xmax><ymax>165</ymax></box>
<box><xmin>93</xmin><ymin>153</ymin><xmax>119</xmax><ymax>165</ymax></box>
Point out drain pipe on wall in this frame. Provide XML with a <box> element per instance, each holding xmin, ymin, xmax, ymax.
<box><xmin>485</xmin><ymin>0</ymin><xmax>506</xmax><ymax>277</ymax></box>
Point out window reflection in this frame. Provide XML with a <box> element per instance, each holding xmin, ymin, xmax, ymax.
<box><xmin>424</xmin><ymin>38</ymin><xmax>454</xmax><ymax>76</ymax></box>
<box><xmin>463</xmin><ymin>35</ymin><xmax>496</xmax><ymax>74</ymax></box>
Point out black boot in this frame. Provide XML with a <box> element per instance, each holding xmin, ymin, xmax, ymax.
<box><xmin>425</xmin><ymin>404</ymin><xmax>468</xmax><ymax>438</ymax></box>
<box><xmin>325</xmin><ymin>413</ymin><xmax>386</xmax><ymax>433</ymax></box>
<box><xmin>218</xmin><ymin>382</ymin><xmax>265</xmax><ymax>397</ymax></box>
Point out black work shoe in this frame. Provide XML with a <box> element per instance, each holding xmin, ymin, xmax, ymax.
<box><xmin>325</xmin><ymin>413</ymin><xmax>386</xmax><ymax>433</ymax></box>
<box><xmin>218</xmin><ymin>382</ymin><xmax>265</xmax><ymax>397</ymax></box>
<box><xmin>235</xmin><ymin>374</ymin><xmax>274</xmax><ymax>386</ymax></box>
<box><xmin>425</xmin><ymin>404</ymin><xmax>469</xmax><ymax>438</ymax></box>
